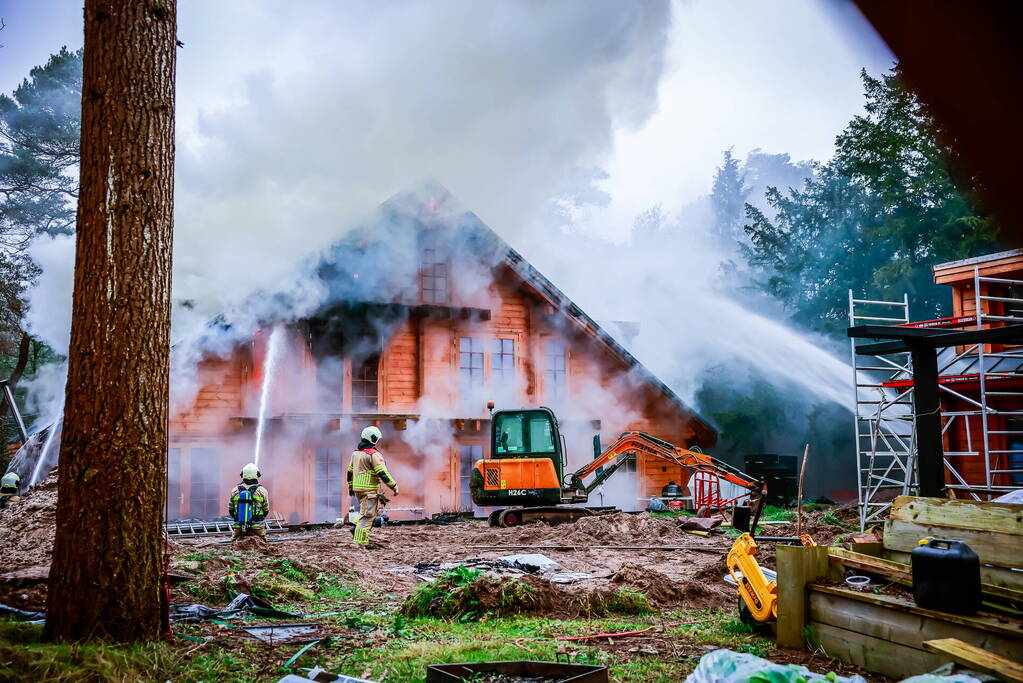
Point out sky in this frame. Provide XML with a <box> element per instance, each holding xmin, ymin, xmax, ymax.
<box><xmin>0</xmin><ymin>0</ymin><xmax>892</xmax><ymax>241</ymax></box>
<box><xmin>2</xmin><ymin>0</ymin><xmax>892</xmax><ymax>366</ymax></box>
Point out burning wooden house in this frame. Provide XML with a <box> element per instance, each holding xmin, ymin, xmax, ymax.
<box><xmin>167</xmin><ymin>190</ymin><xmax>716</xmax><ymax>523</ymax></box>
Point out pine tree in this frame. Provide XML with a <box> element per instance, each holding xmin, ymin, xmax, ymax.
<box><xmin>44</xmin><ymin>0</ymin><xmax>177</xmax><ymax>642</ymax></box>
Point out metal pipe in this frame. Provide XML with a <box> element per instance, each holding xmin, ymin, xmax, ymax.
<box><xmin>0</xmin><ymin>380</ymin><xmax>28</xmax><ymax>443</ymax></box>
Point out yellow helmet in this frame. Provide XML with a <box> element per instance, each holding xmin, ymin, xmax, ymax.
<box><xmin>1</xmin><ymin>472</ymin><xmax>19</xmax><ymax>489</ymax></box>
<box><xmin>240</xmin><ymin>463</ymin><xmax>261</xmax><ymax>480</ymax></box>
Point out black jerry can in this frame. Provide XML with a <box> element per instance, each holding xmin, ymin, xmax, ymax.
<box><xmin>911</xmin><ymin>538</ymin><xmax>981</xmax><ymax>614</ymax></box>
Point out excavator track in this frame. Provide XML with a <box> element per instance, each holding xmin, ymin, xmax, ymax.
<box><xmin>487</xmin><ymin>506</ymin><xmax>597</xmax><ymax>527</ymax></box>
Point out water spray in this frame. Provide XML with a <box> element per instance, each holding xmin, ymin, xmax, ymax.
<box><xmin>253</xmin><ymin>325</ymin><xmax>285</xmax><ymax>468</ymax></box>
<box><xmin>30</xmin><ymin>409</ymin><xmax>63</xmax><ymax>487</ymax></box>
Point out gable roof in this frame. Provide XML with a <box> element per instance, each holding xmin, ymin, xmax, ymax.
<box><xmin>296</xmin><ymin>186</ymin><xmax>717</xmax><ymax>445</ymax></box>
<box><xmin>417</xmin><ymin>192</ymin><xmax>717</xmax><ymax>447</ymax></box>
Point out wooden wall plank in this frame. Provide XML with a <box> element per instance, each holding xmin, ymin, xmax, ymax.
<box><xmin>775</xmin><ymin>545</ymin><xmax>832</xmax><ymax>649</ymax></box>
<box><xmin>883</xmin><ymin>519</ymin><xmax>1023</xmax><ymax>569</ymax></box>
<box><xmin>881</xmin><ymin>547</ymin><xmax>1023</xmax><ymax>593</ymax></box>
<box><xmin>810</xmin><ymin>584</ymin><xmax>1023</xmax><ymax>639</ymax></box>
<box><xmin>891</xmin><ymin>496</ymin><xmax>1023</xmax><ymax>535</ymax></box>
<box><xmin>923</xmin><ymin>638</ymin><xmax>1023</xmax><ymax>683</ymax></box>
<box><xmin>809</xmin><ymin>590</ymin><xmax>1023</xmax><ymax>662</ymax></box>
<box><xmin>810</xmin><ymin>622</ymin><xmax>945</xmax><ymax>678</ymax></box>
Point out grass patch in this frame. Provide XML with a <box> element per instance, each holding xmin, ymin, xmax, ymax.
<box><xmin>822</xmin><ymin>511</ymin><xmax>856</xmax><ymax>530</ymax></box>
<box><xmin>315</xmin><ymin>573</ymin><xmax>368</xmax><ymax>602</ymax></box>
<box><xmin>582</xmin><ymin>589</ymin><xmax>651</xmax><ymax>617</ymax></box>
<box><xmin>761</xmin><ymin>505</ymin><xmax>795</xmax><ymax>521</ymax></box>
<box><xmin>0</xmin><ymin>621</ymin><xmax>264</xmax><ymax>683</ymax></box>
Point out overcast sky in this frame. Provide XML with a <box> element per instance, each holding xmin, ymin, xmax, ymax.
<box><xmin>1</xmin><ymin>0</ymin><xmax>893</xmax><ymax>309</ymax></box>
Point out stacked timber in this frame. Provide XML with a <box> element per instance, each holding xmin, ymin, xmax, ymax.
<box><xmin>775</xmin><ymin>495</ymin><xmax>1023</xmax><ymax>680</ymax></box>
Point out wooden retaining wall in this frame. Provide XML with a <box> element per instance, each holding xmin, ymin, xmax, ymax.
<box><xmin>776</xmin><ymin>495</ymin><xmax>1023</xmax><ymax>679</ymax></box>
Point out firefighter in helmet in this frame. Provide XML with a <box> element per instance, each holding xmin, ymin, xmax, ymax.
<box><xmin>0</xmin><ymin>472</ymin><xmax>21</xmax><ymax>510</ymax></box>
<box><xmin>347</xmin><ymin>426</ymin><xmax>398</xmax><ymax>549</ymax></box>
<box><xmin>228</xmin><ymin>463</ymin><xmax>270</xmax><ymax>542</ymax></box>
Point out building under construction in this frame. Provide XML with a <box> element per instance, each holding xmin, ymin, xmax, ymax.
<box><xmin>850</xmin><ymin>248</ymin><xmax>1023</xmax><ymax>527</ymax></box>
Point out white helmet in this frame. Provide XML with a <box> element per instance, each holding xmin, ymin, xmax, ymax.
<box><xmin>361</xmin><ymin>425</ymin><xmax>382</xmax><ymax>445</ymax></box>
<box><xmin>240</xmin><ymin>463</ymin><xmax>260</xmax><ymax>480</ymax></box>
<box><xmin>1</xmin><ymin>472</ymin><xmax>19</xmax><ymax>489</ymax></box>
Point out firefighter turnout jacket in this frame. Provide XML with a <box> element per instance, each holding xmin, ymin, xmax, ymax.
<box><xmin>228</xmin><ymin>483</ymin><xmax>270</xmax><ymax>522</ymax></box>
<box><xmin>347</xmin><ymin>447</ymin><xmax>397</xmax><ymax>492</ymax></box>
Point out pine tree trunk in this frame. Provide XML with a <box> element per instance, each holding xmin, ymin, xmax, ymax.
<box><xmin>44</xmin><ymin>0</ymin><xmax>176</xmax><ymax>643</ymax></box>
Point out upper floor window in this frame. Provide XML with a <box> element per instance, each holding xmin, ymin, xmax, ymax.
<box><xmin>492</xmin><ymin>338</ymin><xmax>515</xmax><ymax>395</ymax></box>
<box><xmin>459</xmin><ymin>337</ymin><xmax>485</xmax><ymax>402</ymax></box>
<box><xmin>544</xmin><ymin>340</ymin><xmax>567</xmax><ymax>401</ymax></box>
<box><xmin>352</xmin><ymin>355</ymin><xmax>379</xmax><ymax>412</ymax></box>
<box><xmin>421</xmin><ymin>236</ymin><xmax>449</xmax><ymax>304</ymax></box>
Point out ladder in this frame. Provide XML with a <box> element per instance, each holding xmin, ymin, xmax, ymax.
<box><xmin>164</xmin><ymin>516</ymin><xmax>288</xmax><ymax>538</ymax></box>
<box><xmin>848</xmin><ymin>291</ymin><xmax>917</xmax><ymax>530</ymax></box>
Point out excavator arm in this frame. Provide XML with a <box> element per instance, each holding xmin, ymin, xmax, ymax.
<box><xmin>565</xmin><ymin>431</ymin><xmax>767</xmax><ymax>521</ymax></box>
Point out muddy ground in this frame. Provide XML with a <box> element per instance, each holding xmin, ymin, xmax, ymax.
<box><xmin>0</xmin><ymin>482</ymin><xmax>882</xmax><ymax>681</ymax></box>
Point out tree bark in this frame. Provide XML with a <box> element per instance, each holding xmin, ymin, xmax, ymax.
<box><xmin>44</xmin><ymin>0</ymin><xmax>176</xmax><ymax>643</ymax></box>
<box><xmin>0</xmin><ymin>332</ymin><xmax>30</xmax><ymax>421</ymax></box>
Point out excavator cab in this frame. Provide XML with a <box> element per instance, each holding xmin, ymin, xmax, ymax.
<box><xmin>470</xmin><ymin>408</ymin><xmax>568</xmax><ymax>512</ymax></box>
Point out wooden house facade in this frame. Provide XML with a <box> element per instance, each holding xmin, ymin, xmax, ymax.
<box><xmin>166</xmin><ymin>192</ymin><xmax>717</xmax><ymax>522</ymax></box>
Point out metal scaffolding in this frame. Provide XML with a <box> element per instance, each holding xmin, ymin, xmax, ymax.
<box><xmin>848</xmin><ymin>292</ymin><xmax>916</xmax><ymax>529</ymax></box>
<box><xmin>849</xmin><ymin>267</ymin><xmax>1023</xmax><ymax>529</ymax></box>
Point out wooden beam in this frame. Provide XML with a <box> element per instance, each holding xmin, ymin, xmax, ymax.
<box><xmin>883</xmin><ymin>518</ymin><xmax>1023</xmax><ymax>569</ymax></box>
<box><xmin>810</xmin><ymin>584</ymin><xmax>1023</xmax><ymax>640</ymax></box>
<box><xmin>775</xmin><ymin>545</ymin><xmax>832</xmax><ymax>649</ymax></box>
<box><xmin>923</xmin><ymin>638</ymin><xmax>1023</xmax><ymax>683</ymax></box>
<box><xmin>828</xmin><ymin>547</ymin><xmax>1023</xmax><ymax>606</ymax></box>
<box><xmin>891</xmin><ymin>496</ymin><xmax>1023</xmax><ymax>535</ymax></box>
<box><xmin>882</xmin><ymin>546</ymin><xmax>1023</xmax><ymax>593</ymax></box>
<box><xmin>810</xmin><ymin>587</ymin><xmax>1023</xmax><ymax>662</ymax></box>
<box><xmin>810</xmin><ymin>622</ymin><xmax>944</xmax><ymax>678</ymax></box>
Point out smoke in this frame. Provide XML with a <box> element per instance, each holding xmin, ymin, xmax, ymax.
<box><xmin>13</xmin><ymin>1</ymin><xmax>864</xmax><ymax>508</ymax></box>
<box><xmin>171</xmin><ymin>0</ymin><xmax>673</xmax><ymax>320</ymax></box>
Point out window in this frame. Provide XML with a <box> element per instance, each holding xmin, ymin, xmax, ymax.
<box><xmin>459</xmin><ymin>337</ymin><xmax>484</xmax><ymax>403</ymax></box>
<box><xmin>352</xmin><ymin>355</ymin><xmax>379</xmax><ymax>412</ymax></box>
<box><xmin>167</xmin><ymin>448</ymin><xmax>182</xmax><ymax>521</ymax></box>
<box><xmin>421</xmin><ymin>237</ymin><xmax>449</xmax><ymax>304</ymax></box>
<box><xmin>189</xmin><ymin>448</ymin><xmax>220</xmax><ymax>519</ymax></box>
<box><xmin>494</xmin><ymin>411</ymin><xmax>557</xmax><ymax>456</ymax></box>
<box><xmin>544</xmin><ymin>341</ymin><xmax>567</xmax><ymax>401</ymax></box>
<box><xmin>459</xmin><ymin>445</ymin><xmax>483</xmax><ymax>510</ymax></box>
<box><xmin>314</xmin><ymin>447</ymin><xmax>344</xmax><ymax>522</ymax></box>
<box><xmin>492</xmin><ymin>338</ymin><xmax>515</xmax><ymax>396</ymax></box>
<box><xmin>315</xmin><ymin>356</ymin><xmax>343</xmax><ymax>411</ymax></box>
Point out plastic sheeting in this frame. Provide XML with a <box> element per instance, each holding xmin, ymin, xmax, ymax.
<box><xmin>169</xmin><ymin>593</ymin><xmax>301</xmax><ymax>623</ymax></box>
<box><xmin>685</xmin><ymin>650</ymin><xmax>983</xmax><ymax>683</ymax></box>
<box><xmin>0</xmin><ymin>603</ymin><xmax>44</xmax><ymax>625</ymax></box>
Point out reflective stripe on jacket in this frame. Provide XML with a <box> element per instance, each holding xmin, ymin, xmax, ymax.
<box><xmin>348</xmin><ymin>448</ymin><xmax>396</xmax><ymax>491</ymax></box>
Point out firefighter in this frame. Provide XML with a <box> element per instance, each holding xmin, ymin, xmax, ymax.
<box><xmin>347</xmin><ymin>425</ymin><xmax>398</xmax><ymax>549</ymax></box>
<box><xmin>0</xmin><ymin>472</ymin><xmax>20</xmax><ymax>510</ymax></box>
<box><xmin>228</xmin><ymin>462</ymin><xmax>270</xmax><ymax>542</ymax></box>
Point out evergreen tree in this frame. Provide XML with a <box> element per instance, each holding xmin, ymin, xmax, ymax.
<box><xmin>0</xmin><ymin>48</ymin><xmax>82</xmax><ymax>435</ymax></box>
<box><xmin>710</xmin><ymin>148</ymin><xmax>750</xmax><ymax>247</ymax></box>
<box><xmin>743</xmin><ymin>68</ymin><xmax>998</xmax><ymax>337</ymax></box>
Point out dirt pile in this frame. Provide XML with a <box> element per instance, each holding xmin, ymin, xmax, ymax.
<box><xmin>400</xmin><ymin>568</ymin><xmax>652</xmax><ymax>620</ymax></box>
<box><xmin>610</xmin><ymin>562</ymin><xmax>732</xmax><ymax>610</ymax></box>
<box><xmin>758</xmin><ymin>503</ymin><xmax>860</xmax><ymax>548</ymax></box>
<box><xmin>468</xmin><ymin>512</ymin><xmax>694</xmax><ymax>547</ymax></box>
<box><xmin>0</xmin><ymin>471</ymin><xmax>58</xmax><ymax>571</ymax></box>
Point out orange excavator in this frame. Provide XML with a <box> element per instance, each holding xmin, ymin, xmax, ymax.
<box><xmin>470</xmin><ymin>405</ymin><xmax>767</xmax><ymax>527</ymax></box>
